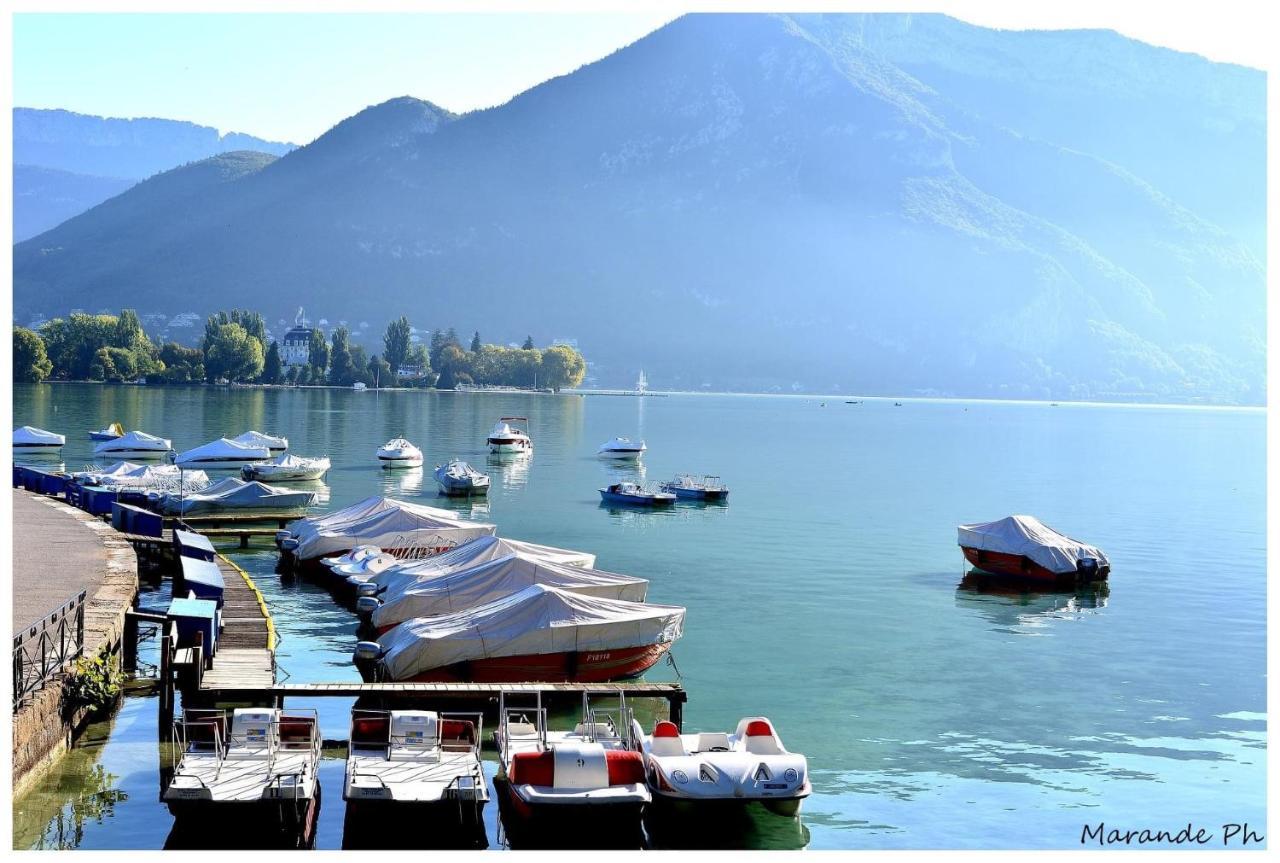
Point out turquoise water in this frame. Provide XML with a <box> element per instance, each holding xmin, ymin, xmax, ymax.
<box><xmin>12</xmin><ymin>384</ymin><xmax>1267</xmax><ymax>849</ymax></box>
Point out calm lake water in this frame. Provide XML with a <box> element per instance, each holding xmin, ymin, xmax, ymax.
<box><xmin>11</xmin><ymin>383</ymin><xmax>1267</xmax><ymax>849</ymax></box>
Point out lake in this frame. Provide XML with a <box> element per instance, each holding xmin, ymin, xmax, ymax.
<box><xmin>11</xmin><ymin>383</ymin><xmax>1267</xmax><ymax>849</ymax></box>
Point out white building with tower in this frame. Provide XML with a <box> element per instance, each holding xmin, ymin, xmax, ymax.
<box><xmin>281</xmin><ymin>307</ymin><xmax>318</xmax><ymax>368</ymax></box>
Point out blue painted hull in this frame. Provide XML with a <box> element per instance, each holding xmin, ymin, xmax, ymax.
<box><xmin>599</xmin><ymin>490</ymin><xmax>674</xmax><ymax>507</ymax></box>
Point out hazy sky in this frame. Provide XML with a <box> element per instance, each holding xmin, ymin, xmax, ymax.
<box><xmin>13</xmin><ymin>9</ymin><xmax>1271</xmax><ymax>144</ymax></box>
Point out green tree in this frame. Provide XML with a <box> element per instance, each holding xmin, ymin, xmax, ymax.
<box><xmin>13</xmin><ymin>327</ymin><xmax>53</xmax><ymax>382</ymax></box>
<box><xmin>328</xmin><ymin>327</ymin><xmax>356</xmax><ymax>385</ymax></box>
<box><xmin>470</xmin><ymin>331</ymin><xmax>482</xmax><ymax>353</ymax></box>
<box><xmin>434</xmin><ymin>343</ymin><xmax>472</xmax><ymax>389</ymax></box>
<box><xmin>285</xmin><ymin>366</ymin><xmax>299</xmax><ymax>386</ymax></box>
<box><xmin>262</xmin><ymin>341</ymin><xmax>282</xmax><ymax>384</ymax></box>
<box><xmin>383</xmin><ymin>317</ymin><xmax>411</xmax><ymax>383</ymax></box>
<box><xmin>539</xmin><ymin>344</ymin><xmax>587</xmax><ymax>391</ymax></box>
<box><xmin>98</xmin><ymin>347</ymin><xmax>139</xmax><ymax>382</ymax></box>
<box><xmin>113</xmin><ymin>309</ymin><xmax>145</xmax><ymax>350</ymax></box>
<box><xmin>522</xmin><ymin>335</ymin><xmax>535</xmax><ymax>350</ymax></box>
<box><xmin>41</xmin><ymin>314</ymin><xmax>117</xmax><ymax>379</ymax></box>
<box><xmin>157</xmin><ymin>342</ymin><xmax>204</xmax><ymax>383</ymax></box>
<box><xmin>308</xmin><ymin>329</ymin><xmax>330</xmax><ymax>380</ymax></box>
<box><xmin>349</xmin><ymin>343</ymin><xmax>372</xmax><ymax>385</ymax></box>
<box><xmin>205</xmin><ymin>322</ymin><xmax>264</xmax><ymax>382</ymax></box>
<box><xmin>368</xmin><ymin>353</ymin><xmax>392</xmax><ymax>388</ymax></box>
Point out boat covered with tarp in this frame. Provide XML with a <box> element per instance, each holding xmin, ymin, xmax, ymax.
<box><xmin>434</xmin><ymin>459</ymin><xmax>490</xmax><ymax>495</ymax></box>
<box><xmin>94</xmin><ymin>430</ymin><xmax>172</xmax><ymax>459</ymax></box>
<box><xmin>357</xmin><ymin>584</ymin><xmax>684</xmax><ymax>683</ymax></box>
<box><xmin>232</xmin><ymin>430</ymin><xmax>288</xmax><ymax>452</ymax></box>
<box><xmin>175</xmin><ymin>438</ymin><xmax>271</xmax><ymax>468</ymax></box>
<box><xmin>89</xmin><ymin>422</ymin><xmax>125</xmax><ymax>441</ymax></box>
<box><xmin>957</xmin><ymin>515</ymin><xmax>1110</xmax><ymax>583</ymax></box>
<box><xmin>241</xmin><ymin>453</ymin><xmax>330</xmax><ymax>482</ymax></box>
<box><xmin>281</xmin><ymin>497</ymin><xmax>495</xmax><ymax>562</ymax></box>
<box><xmin>73</xmin><ymin>461</ymin><xmax>210</xmax><ymax>491</ymax></box>
<box><xmin>13</xmin><ymin>426</ymin><xmax>65</xmax><ymax>449</ymax></box>
<box><xmin>160</xmin><ymin>477</ymin><xmax>318</xmax><ymax>516</ymax></box>
<box><xmin>367</xmin><ymin>554</ymin><xmax>649</xmax><ymax>633</ymax></box>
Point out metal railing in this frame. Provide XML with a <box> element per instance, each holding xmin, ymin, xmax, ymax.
<box><xmin>13</xmin><ymin>590</ymin><xmax>87</xmax><ymax>711</ymax></box>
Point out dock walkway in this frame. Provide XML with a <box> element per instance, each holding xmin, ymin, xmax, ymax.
<box><xmin>193</xmin><ymin>555</ymin><xmax>275</xmax><ymax>690</ymax></box>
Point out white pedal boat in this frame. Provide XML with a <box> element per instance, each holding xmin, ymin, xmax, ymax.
<box><xmin>344</xmin><ymin>709</ymin><xmax>488</xmax><ymax>826</ymax></box>
<box><xmin>632</xmin><ymin>716</ymin><xmax>810</xmax><ymax>816</ymax></box>
<box><xmin>495</xmin><ymin>691</ymin><xmax>648</xmax><ymax>830</ymax></box>
<box><xmin>163</xmin><ymin>708</ymin><xmax>322</xmax><ymax>843</ymax></box>
<box><xmin>242</xmin><ymin>453</ymin><xmax>330</xmax><ymax>482</ymax></box>
<box><xmin>378</xmin><ymin>438</ymin><xmax>424</xmax><ymax>469</ymax></box>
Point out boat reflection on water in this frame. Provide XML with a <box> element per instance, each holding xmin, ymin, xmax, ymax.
<box><xmin>487</xmin><ymin>452</ymin><xmax>530</xmax><ymax>490</ymax></box>
<box><xmin>955</xmin><ymin>571</ymin><xmax>1110</xmax><ymax>633</ymax></box>
<box><xmin>378</xmin><ymin>466</ymin><xmax>424</xmax><ymax>496</ymax></box>
<box><xmin>342</xmin><ymin>807</ymin><xmax>488</xmax><ymax>850</ymax></box>
<box><xmin>646</xmin><ymin>804</ymin><xmax>811</xmax><ymax>850</ymax></box>
<box><xmin>494</xmin><ymin>782</ymin><xmax>646</xmax><ymax>850</ymax></box>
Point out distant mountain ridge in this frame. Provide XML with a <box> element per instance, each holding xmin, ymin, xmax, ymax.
<box><xmin>13</xmin><ymin>14</ymin><xmax>1265</xmax><ymax>403</ymax></box>
<box><xmin>13</xmin><ymin>107</ymin><xmax>295</xmax><ymax>240</ymax></box>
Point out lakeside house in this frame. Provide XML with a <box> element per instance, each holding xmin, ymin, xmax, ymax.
<box><xmin>281</xmin><ymin>307</ymin><xmax>319</xmax><ymax>368</ymax></box>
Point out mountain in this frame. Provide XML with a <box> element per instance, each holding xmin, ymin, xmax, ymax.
<box><xmin>13</xmin><ymin>14</ymin><xmax>1265</xmax><ymax>403</ymax></box>
<box><xmin>13</xmin><ymin>107</ymin><xmax>295</xmax><ymax>241</ymax></box>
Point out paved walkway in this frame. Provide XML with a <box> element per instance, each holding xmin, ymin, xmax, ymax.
<box><xmin>11</xmin><ymin>490</ymin><xmax>111</xmax><ymax>633</ymax></box>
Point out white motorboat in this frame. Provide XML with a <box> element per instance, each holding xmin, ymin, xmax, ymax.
<box><xmin>353</xmin><ymin>534</ymin><xmax>597</xmax><ymax>602</ymax></box>
<box><xmin>279</xmin><ymin>497</ymin><xmax>495</xmax><ymax>563</ymax></box>
<box><xmin>88</xmin><ymin>422</ymin><xmax>125</xmax><ymax>441</ymax></box>
<box><xmin>163</xmin><ymin>708</ymin><xmax>322</xmax><ymax>845</ymax></box>
<box><xmin>93</xmin><ymin>429</ymin><xmax>172</xmax><ymax>459</ymax></box>
<box><xmin>242</xmin><ymin>454</ymin><xmax>330</xmax><ymax>482</ymax></box>
<box><xmin>486</xmin><ymin>417</ymin><xmax>532</xmax><ymax>454</ymax></box>
<box><xmin>232</xmin><ymin>430</ymin><xmax>289</xmax><ymax>452</ymax></box>
<box><xmin>631</xmin><ymin>716</ymin><xmax>811</xmax><ymax>816</ymax></box>
<box><xmin>434</xmin><ymin>460</ymin><xmax>490</xmax><ymax>496</ymax></box>
<box><xmin>494</xmin><ymin>691</ymin><xmax>648</xmax><ymax>831</ymax></box>
<box><xmin>175</xmin><ymin>437</ymin><xmax>270</xmax><ymax>469</ymax></box>
<box><xmin>365</xmin><ymin>553</ymin><xmax>649</xmax><ymax>634</ymax></box>
<box><xmin>13</xmin><ymin>426</ymin><xmax>65</xmax><ymax>449</ymax></box>
<box><xmin>354</xmin><ymin>584</ymin><xmax>684</xmax><ymax>683</ymax></box>
<box><xmin>377</xmin><ymin>438</ymin><xmax>423</xmax><ymax>469</ymax></box>
<box><xmin>343</xmin><ymin>709</ymin><xmax>488</xmax><ymax>828</ymax></box>
<box><xmin>160</xmin><ymin>477</ymin><xmax>317</xmax><ymax>516</ymax></box>
<box><xmin>319</xmin><ymin>544</ymin><xmax>384</xmax><ymax>570</ymax></box>
<box><xmin>597</xmin><ymin>437</ymin><xmax>646</xmax><ymax>459</ymax></box>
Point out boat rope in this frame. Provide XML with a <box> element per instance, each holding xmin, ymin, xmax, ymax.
<box><xmin>666</xmin><ymin>651</ymin><xmax>683</xmax><ymax>681</ymax></box>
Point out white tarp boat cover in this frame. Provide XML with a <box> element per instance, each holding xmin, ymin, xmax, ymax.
<box><xmin>176</xmin><ymin>438</ymin><xmax>271</xmax><ymax>465</ymax></box>
<box><xmin>75</xmin><ymin>461</ymin><xmax>209</xmax><ymax>490</ymax></box>
<box><xmin>162</xmin><ymin>477</ymin><xmax>317</xmax><ymax>515</ymax></box>
<box><xmin>365</xmin><ymin>535</ymin><xmax>597</xmax><ymax>595</ymax></box>
<box><xmin>14</xmin><ymin>426</ymin><xmax>65</xmax><ymax>446</ymax></box>
<box><xmin>372</xmin><ymin>554</ymin><xmax>649</xmax><ymax>629</ymax></box>
<box><xmin>263</xmin><ymin>453</ymin><xmax>327</xmax><ymax>469</ymax></box>
<box><xmin>957</xmin><ymin>515</ymin><xmax>1109</xmax><ymax>575</ymax></box>
<box><xmin>233</xmin><ymin>430</ymin><xmax>288</xmax><ymax>450</ymax></box>
<box><xmin>290</xmin><ymin>498</ymin><xmax>495</xmax><ymax>561</ymax></box>
<box><xmin>94</xmin><ymin>430</ymin><xmax>172</xmax><ymax>454</ymax></box>
<box><xmin>437</xmin><ymin>461</ymin><xmax>486</xmax><ymax>482</ymax></box>
<box><xmin>285</xmin><ymin>495</ymin><xmax>393</xmax><ymax>536</ymax></box>
<box><xmin>378</xmin><ymin>584</ymin><xmax>685</xmax><ymax>680</ymax></box>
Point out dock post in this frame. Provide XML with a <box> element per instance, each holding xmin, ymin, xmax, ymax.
<box><xmin>158</xmin><ymin>627</ymin><xmax>174</xmax><ymax>738</ymax></box>
<box><xmin>669</xmin><ymin>694</ymin><xmax>684</xmax><ymax>731</ymax></box>
<box><xmin>123</xmin><ymin>612</ymin><xmax>138</xmax><ymax>673</ymax></box>
<box><xmin>240</xmin><ymin>533</ymin><xmax>250</xmax><ymax>549</ymax></box>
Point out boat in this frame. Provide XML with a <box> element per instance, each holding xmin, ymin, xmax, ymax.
<box><xmin>631</xmin><ymin>716</ymin><xmax>810</xmax><ymax>817</ymax></box>
<box><xmin>319</xmin><ymin>545</ymin><xmax>384</xmax><ymax>570</ymax></box>
<box><xmin>73</xmin><ymin>461</ymin><xmax>209</xmax><ymax>492</ymax></box>
<box><xmin>597</xmin><ymin>437</ymin><xmax>646</xmax><ymax>459</ymax></box>
<box><xmin>279</xmin><ymin>497</ymin><xmax>495</xmax><ymax>563</ymax></box>
<box><xmin>365</xmin><ymin>553</ymin><xmax>650</xmax><ymax>634</ymax></box>
<box><xmin>495</xmin><ymin>690</ymin><xmax>649</xmax><ymax>832</ymax></box>
<box><xmin>175</xmin><ymin>437</ymin><xmax>271</xmax><ymax>469</ymax></box>
<box><xmin>353</xmin><ymin>534</ymin><xmax>597</xmax><ymax>602</ymax></box>
<box><xmin>486</xmin><ymin>417</ymin><xmax>532</xmax><ymax>454</ymax></box>
<box><xmin>343</xmin><ymin>709</ymin><xmax>488</xmax><ymax>828</ymax></box>
<box><xmin>13</xmin><ymin>426</ymin><xmax>65</xmax><ymax>450</ymax></box>
<box><xmin>354</xmin><ymin>584</ymin><xmax>684</xmax><ymax>683</ymax></box>
<box><xmin>88</xmin><ymin>422</ymin><xmax>125</xmax><ymax>441</ymax></box>
<box><xmin>232</xmin><ymin>430</ymin><xmax>289</xmax><ymax>452</ymax></box>
<box><xmin>659</xmin><ymin>474</ymin><xmax>729</xmax><ymax>501</ymax></box>
<box><xmin>93</xmin><ymin>429</ymin><xmax>172</xmax><ymax>459</ymax></box>
<box><xmin>241</xmin><ymin>454</ymin><xmax>330</xmax><ymax>482</ymax></box>
<box><xmin>159</xmin><ymin>477</ymin><xmax>318</xmax><ymax>517</ymax></box>
<box><xmin>599</xmin><ymin>482</ymin><xmax>676</xmax><ymax>507</ymax></box>
<box><xmin>163</xmin><ymin>708</ymin><xmax>322</xmax><ymax>846</ymax></box>
<box><xmin>353</xmin><ymin>381</ymin><xmax>367</xmax><ymax>391</ymax></box>
<box><xmin>957</xmin><ymin>515</ymin><xmax>1110</xmax><ymax>585</ymax></box>
<box><xmin>377</xmin><ymin>438</ymin><xmax>423</xmax><ymax>469</ymax></box>
<box><xmin>434</xmin><ymin>459</ymin><xmax>490</xmax><ymax>496</ymax></box>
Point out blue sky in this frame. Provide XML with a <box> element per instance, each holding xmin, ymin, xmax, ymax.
<box><xmin>14</xmin><ymin>13</ymin><xmax>678</xmax><ymax>143</ymax></box>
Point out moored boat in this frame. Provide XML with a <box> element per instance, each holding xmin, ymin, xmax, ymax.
<box><xmin>232</xmin><ymin>430</ymin><xmax>289</xmax><ymax>452</ymax></box>
<box><xmin>377</xmin><ymin>438</ymin><xmax>424</xmax><ymax>469</ymax></box>
<box><xmin>487</xmin><ymin>417</ymin><xmax>532</xmax><ymax>454</ymax></box>
<box><xmin>278</xmin><ymin>497</ymin><xmax>495</xmax><ymax>563</ymax></box>
<box><xmin>175</xmin><ymin>437</ymin><xmax>271</xmax><ymax>469</ymax></box>
<box><xmin>241</xmin><ymin>454</ymin><xmax>330</xmax><ymax>482</ymax></box>
<box><xmin>354</xmin><ymin>584</ymin><xmax>684</xmax><ymax>683</ymax></box>
<box><xmin>73</xmin><ymin>461</ymin><xmax>209</xmax><ymax>492</ymax></box>
<box><xmin>162</xmin><ymin>708</ymin><xmax>322</xmax><ymax>847</ymax></box>
<box><xmin>159</xmin><ymin>477</ymin><xmax>317</xmax><ymax>516</ymax></box>
<box><xmin>597</xmin><ymin>437</ymin><xmax>646</xmax><ymax>459</ymax></box>
<box><xmin>93</xmin><ymin>429</ymin><xmax>172</xmax><ymax>460</ymax></box>
<box><xmin>434</xmin><ymin>459</ymin><xmax>490</xmax><ymax>496</ymax></box>
<box><xmin>957</xmin><ymin>515</ymin><xmax>1110</xmax><ymax>585</ymax></box>
<box><xmin>659</xmin><ymin>474</ymin><xmax>729</xmax><ymax>501</ymax></box>
<box><xmin>343</xmin><ymin>709</ymin><xmax>488</xmax><ymax>829</ymax></box>
<box><xmin>88</xmin><ymin>422</ymin><xmax>125</xmax><ymax>441</ymax></box>
<box><xmin>631</xmin><ymin>716</ymin><xmax>810</xmax><ymax>816</ymax></box>
<box><xmin>599</xmin><ymin>482</ymin><xmax>675</xmax><ymax>507</ymax></box>
<box><xmin>13</xmin><ymin>425</ymin><xmax>65</xmax><ymax>450</ymax></box>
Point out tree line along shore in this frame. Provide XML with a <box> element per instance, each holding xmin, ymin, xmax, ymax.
<box><xmin>13</xmin><ymin>310</ymin><xmax>588</xmax><ymax>391</ymax></box>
